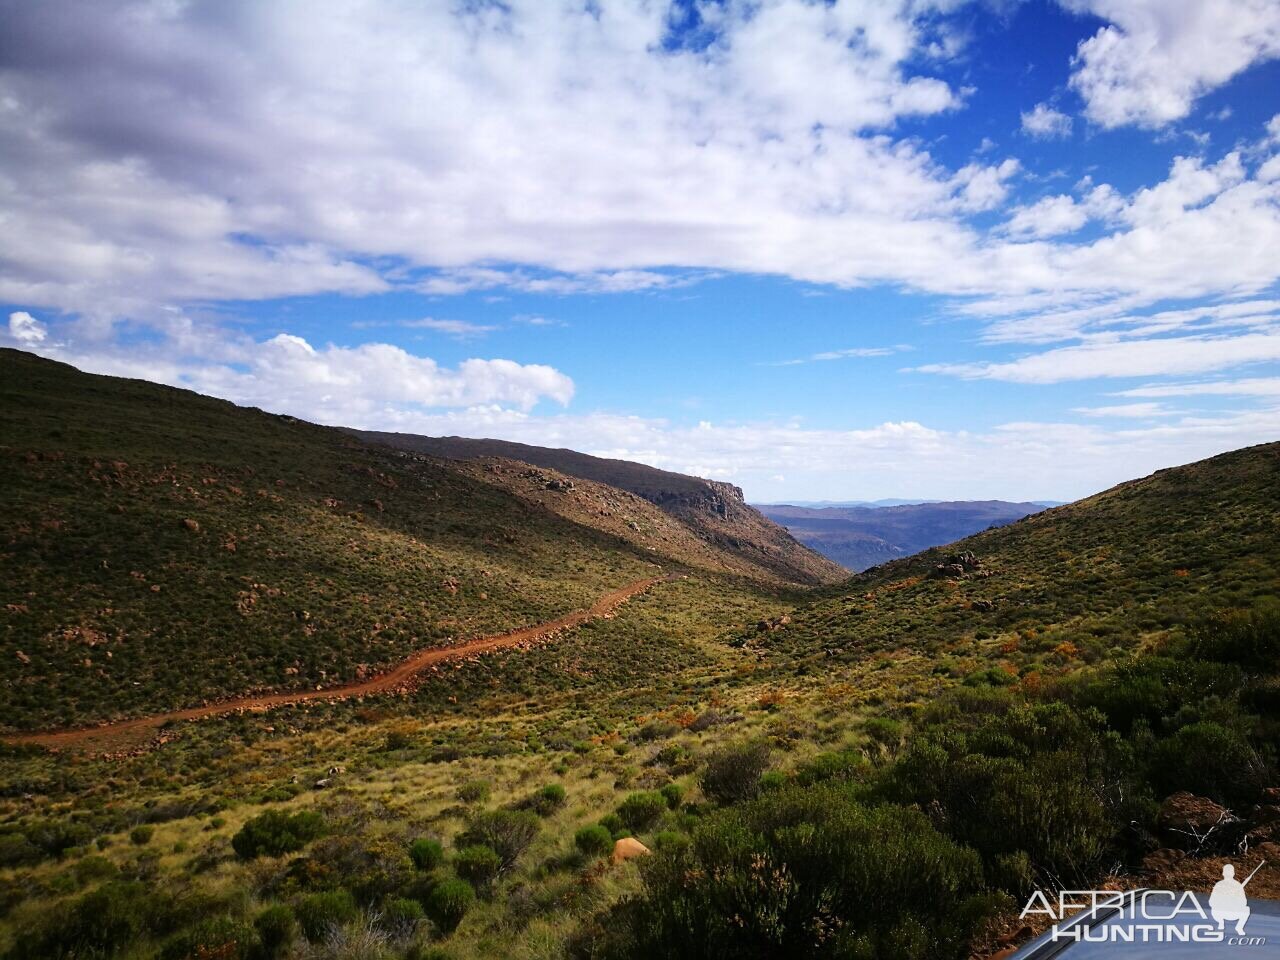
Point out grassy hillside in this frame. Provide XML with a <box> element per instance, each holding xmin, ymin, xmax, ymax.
<box><xmin>759</xmin><ymin>441</ymin><xmax>1280</xmax><ymax>673</ymax></box>
<box><xmin>757</xmin><ymin>500</ymin><xmax>1045</xmax><ymax>571</ymax></box>
<box><xmin>358</xmin><ymin>431</ymin><xmax>845</xmax><ymax>587</ymax></box>
<box><xmin>0</xmin><ymin>350</ymin><xmax>689</xmax><ymax>731</ymax></box>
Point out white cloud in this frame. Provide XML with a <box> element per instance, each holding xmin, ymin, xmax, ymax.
<box><xmin>15</xmin><ymin>318</ymin><xmax>574</xmax><ymax>422</ymax></box>
<box><xmin>1072</xmin><ymin>402</ymin><xmax>1173</xmax><ymax>417</ymax></box>
<box><xmin>1117</xmin><ymin>377</ymin><xmax>1280</xmax><ymax>398</ymax></box>
<box><xmin>771</xmin><ymin>345</ymin><xmax>910</xmax><ymax>366</ymax></box>
<box><xmin>1021</xmin><ymin>102</ymin><xmax>1073</xmax><ymax>139</ymax></box>
<box><xmin>1061</xmin><ymin>0</ymin><xmax>1280</xmax><ymax>128</ymax></box>
<box><xmin>402</xmin><ymin>318</ymin><xmax>497</xmax><ymax>339</ymax></box>
<box><xmin>918</xmin><ymin>331</ymin><xmax>1280</xmax><ymax>383</ymax></box>
<box><xmin>7</xmin><ymin>311</ymin><xmax>47</xmax><ymax>344</ymax></box>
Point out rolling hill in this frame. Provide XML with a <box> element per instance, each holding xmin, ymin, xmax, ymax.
<box><xmin>0</xmin><ymin>349</ymin><xmax>830</xmax><ymax>732</ymax></box>
<box><xmin>755</xmin><ymin>440</ymin><xmax>1280</xmax><ymax>669</ymax></box>
<box><xmin>756</xmin><ymin>500</ymin><xmax>1047</xmax><ymax>570</ymax></box>
<box><xmin>356</xmin><ymin>431</ymin><xmax>845</xmax><ymax>587</ymax></box>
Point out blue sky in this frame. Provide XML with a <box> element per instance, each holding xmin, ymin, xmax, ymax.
<box><xmin>3</xmin><ymin>0</ymin><xmax>1280</xmax><ymax>501</ymax></box>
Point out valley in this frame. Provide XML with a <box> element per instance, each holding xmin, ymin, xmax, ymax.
<box><xmin>1</xmin><ymin>352</ymin><xmax>1278</xmax><ymax>960</ymax></box>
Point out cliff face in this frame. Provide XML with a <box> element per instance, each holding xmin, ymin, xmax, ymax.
<box><xmin>649</xmin><ymin>480</ymin><xmax>743</xmax><ymax>519</ymax></box>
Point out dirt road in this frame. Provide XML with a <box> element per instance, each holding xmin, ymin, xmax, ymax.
<box><xmin>4</xmin><ymin>575</ymin><xmax>668</xmax><ymax>753</ymax></box>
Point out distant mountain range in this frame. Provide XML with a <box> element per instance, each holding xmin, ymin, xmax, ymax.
<box><xmin>754</xmin><ymin>500</ymin><xmax>1052</xmax><ymax>571</ymax></box>
<box><xmin>760</xmin><ymin>498</ymin><xmax>1065</xmax><ymax>509</ymax></box>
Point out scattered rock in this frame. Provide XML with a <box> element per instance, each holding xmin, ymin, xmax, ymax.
<box><xmin>313</xmin><ymin>778</ymin><xmax>332</xmax><ymax>790</ymax></box>
<box><xmin>971</xmin><ymin>599</ymin><xmax>997</xmax><ymax>611</ymax></box>
<box><xmin>932</xmin><ymin>551</ymin><xmax>982</xmax><ymax>579</ymax></box>
<box><xmin>15</xmin><ymin>650</ymin><xmax>30</xmax><ymax>664</ymax></box>
<box><xmin>611</xmin><ymin>837</ymin><xmax>651</xmax><ymax>863</ymax></box>
<box><xmin>181</xmin><ymin>518</ymin><xmax>200</xmax><ymax>533</ymax></box>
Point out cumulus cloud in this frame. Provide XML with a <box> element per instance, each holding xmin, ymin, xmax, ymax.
<box><xmin>1061</xmin><ymin>0</ymin><xmax>1280</xmax><ymax>129</ymax></box>
<box><xmin>1021</xmin><ymin>103</ymin><xmax>1073</xmax><ymax>139</ymax></box>
<box><xmin>7</xmin><ymin>311</ymin><xmax>47</xmax><ymax>344</ymax></box>
<box><xmin>16</xmin><ymin>318</ymin><xmax>574</xmax><ymax>425</ymax></box>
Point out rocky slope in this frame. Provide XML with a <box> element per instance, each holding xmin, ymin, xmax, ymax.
<box><xmin>357</xmin><ymin>432</ymin><xmax>845</xmax><ymax>587</ymax></box>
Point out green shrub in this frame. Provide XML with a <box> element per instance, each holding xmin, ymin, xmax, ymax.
<box><xmin>454</xmin><ymin>844</ymin><xmax>502</xmax><ymax>891</ymax></box>
<box><xmin>159</xmin><ymin>916</ymin><xmax>256</xmax><ymax>960</ymax></box>
<box><xmin>659</xmin><ymin>783</ymin><xmax>684</xmax><ymax>809</ymax></box>
<box><xmin>293</xmin><ymin>834</ymin><xmax>414</xmax><ymax>906</ymax></box>
<box><xmin>0</xmin><ymin>833</ymin><xmax>40</xmax><ymax>868</ymax></box>
<box><xmin>254</xmin><ymin>903</ymin><xmax>297</xmax><ymax>958</ymax></box>
<box><xmin>130</xmin><ymin>824</ymin><xmax>155</xmax><ymax>846</ymax></box>
<box><xmin>456</xmin><ymin>810</ymin><xmax>539</xmax><ymax>871</ymax></box>
<box><xmin>758</xmin><ymin>770</ymin><xmax>788</xmax><ymax>791</ymax></box>
<box><xmin>598</xmin><ymin>782</ymin><xmax>994</xmax><ymax>959</ymax></box>
<box><xmin>652</xmin><ymin>831</ymin><xmax>688</xmax><ymax>854</ymax></box>
<box><xmin>11</xmin><ymin>880</ymin><xmax>160</xmax><ymax>959</ymax></box>
<box><xmin>456</xmin><ymin>780</ymin><xmax>491</xmax><ymax>805</ymax></box>
<box><xmin>530</xmin><ymin>783</ymin><xmax>567</xmax><ymax>816</ymax></box>
<box><xmin>888</xmin><ymin>700</ymin><xmax>1124</xmax><ymax>887</ymax></box>
<box><xmin>426</xmin><ymin>877</ymin><xmax>475</xmax><ymax>933</ymax></box>
<box><xmin>699</xmin><ymin>740</ymin><xmax>773</xmax><ymax>805</ymax></box>
<box><xmin>574</xmin><ymin>824</ymin><xmax>613</xmax><ymax>858</ymax></box>
<box><xmin>617</xmin><ymin>792</ymin><xmax>666</xmax><ymax>832</ymax></box>
<box><xmin>295</xmin><ymin>888</ymin><xmax>359</xmax><ymax>940</ymax></box>
<box><xmin>382</xmin><ymin>897</ymin><xmax>425</xmax><ymax>937</ymax></box>
<box><xmin>599</xmin><ymin>813</ymin><xmax>628</xmax><ymax>839</ymax></box>
<box><xmin>409</xmin><ymin>838</ymin><xmax>444</xmax><ymax>871</ymax></box>
<box><xmin>1150</xmin><ymin>722</ymin><xmax>1266</xmax><ymax>807</ymax></box>
<box><xmin>72</xmin><ymin>854</ymin><xmax>118</xmax><ymax>886</ymax></box>
<box><xmin>1190</xmin><ymin>608</ymin><xmax>1280</xmax><ymax>672</ymax></box>
<box><xmin>231</xmin><ymin>809</ymin><xmax>326</xmax><ymax>859</ymax></box>
<box><xmin>794</xmin><ymin>748</ymin><xmax>868</xmax><ymax>786</ymax></box>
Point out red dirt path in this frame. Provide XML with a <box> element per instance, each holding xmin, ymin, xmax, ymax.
<box><xmin>3</xmin><ymin>575</ymin><xmax>669</xmax><ymax>754</ymax></box>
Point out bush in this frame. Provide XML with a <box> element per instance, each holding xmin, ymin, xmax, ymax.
<box><xmin>652</xmin><ymin>831</ymin><xmax>689</xmax><ymax>854</ymax></box>
<box><xmin>426</xmin><ymin>877</ymin><xmax>475</xmax><ymax>933</ymax></box>
<box><xmin>574</xmin><ymin>824</ymin><xmax>613</xmax><ymax>858</ymax></box>
<box><xmin>659</xmin><ymin>783</ymin><xmax>684</xmax><ymax>810</ymax></box>
<box><xmin>1150</xmin><ymin>722</ymin><xmax>1267</xmax><ymax>808</ymax></box>
<box><xmin>794</xmin><ymin>748</ymin><xmax>868</xmax><ymax>786</ymax></box>
<box><xmin>159</xmin><ymin>916</ymin><xmax>256</xmax><ymax>960</ymax></box>
<box><xmin>599</xmin><ymin>813</ymin><xmax>628</xmax><ymax>839</ymax></box>
<box><xmin>699</xmin><ymin>740</ymin><xmax>773</xmax><ymax>805</ymax></box>
<box><xmin>254</xmin><ymin>903</ymin><xmax>297</xmax><ymax>958</ymax></box>
<box><xmin>456</xmin><ymin>780</ymin><xmax>491</xmax><ymax>805</ymax></box>
<box><xmin>409</xmin><ymin>837</ymin><xmax>444</xmax><ymax>871</ymax></box>
<box><xmin>295</xmin><ymin>888</ymin><xmax>359</xmax><ymax>940</ymax></box>
<box><xmin>231</xmin><ymin>809</ymin><xmax>326</xmax><ymax>859</ymax></box>
<box><xmin>598</xmin><ymin>782</ymin><xmax>994</xmax><ymax>959</ymax></box>
<box><xmin>72</xmin><ymin>854</ymin><xmax>118</xmax><ymax>886</ymax></box>
<box><xmin>529</xmin><ymin>783</ymin><xmax>567</xmax><ymax>816</ymax></box>
<box><xmin>887</xmin><ymin>700</ymin><xmax>1124</xmax><ymax>887</ymax></box>
<box><xmin>456</xmin><ymin>810</ymin><xmax>539</xmax><ymax>871</ymax></box>
<box><xmin>382</xmin><ymin>897</ymin><xmax>425</xmax><ymax>937</ymax></box>
<box><xmin>288</xmin><ymin>834</ymin><xmax>414</xmax><ymax>907</ymax></box>
<box><xmin>617</xmin><ymin>792</ymin><xmax>667</xmax><ymax>832</ymax></box>
<box><xmin>1190</xmin><ymin>608</ymin><xmax>1280</xmax><ymax>672</ymax></box>
<box><xmin>130</xmin><ymin>824</ymin><xmax>155</xmax><ymax>846</ymax></box>
<box><xmin>454</xmin><ymin>844</ymin><xmax>502</xmax><ymax>891</ymax></box>
<box><xmin>11</xmin><ymin>880</ymin><xmax>160</xmax><ymax>959</ymax></box>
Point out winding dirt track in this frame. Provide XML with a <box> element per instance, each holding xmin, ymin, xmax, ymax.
<box><xmin>4</xmin><ymin>575</ymin><xmax>669</xmax><ymax>753</ymax></box>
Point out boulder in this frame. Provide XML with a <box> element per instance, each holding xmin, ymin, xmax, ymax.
<box><xmin>611</xmin><ymin>837</ymin><xmax>651</xmax><ymax>864</ymax></box>
<box><xmin>181</xmin><ymin>518</ymin><xmax>200</xmax><ymax>533</ymax></box>
<box><xmin>1157</xmin><ymin>792</ymin><xmax>1240</xmax><ymax>849</ymax></box>
<box><xmin>971</xmin><ymin>599</ymin><xmax>996</xmax><ymax>612</ymax></box>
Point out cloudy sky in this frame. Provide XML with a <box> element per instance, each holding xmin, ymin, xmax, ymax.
<box><xmin>3</xmin><ymin>0</ymin><xmax>1280</xmax><ymax>502</ymax></box>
